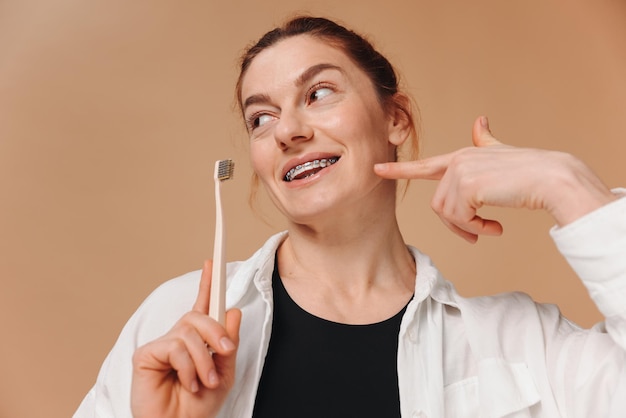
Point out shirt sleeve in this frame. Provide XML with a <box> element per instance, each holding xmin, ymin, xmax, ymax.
<box><xmin>549</xmin><ymin>190</ymin><xmax>626</xmax><ymax>417</ymax></box>
<box><xmin>72</xmin><ymin>271</ymin><xmax>201</xmax><ymax>418</ymax></box>
<box><xmin>550</xmin><ymin>190</ymin><xmax>626</xmax><ymax>345</ymax></box>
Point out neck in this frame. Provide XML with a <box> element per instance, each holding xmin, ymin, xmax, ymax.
<box><xmin>278</xmin><ymin>201</ymin><xmax>415</xmax><ymax>293</ymax></box>
<box><xmin>277</xmin><ymin>209</ymin><xmax>415</xmax><ymax>324</ymax></box>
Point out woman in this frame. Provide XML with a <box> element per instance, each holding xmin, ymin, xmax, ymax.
<box><xmin>75</xmin><ymin>16</ymin><xmax>625</xmax><ymax>418</ymax></box>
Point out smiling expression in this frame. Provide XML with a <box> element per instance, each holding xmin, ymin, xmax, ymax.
<box><xmin>240</xmin><ymin>35</ymin><xmax>406</xmax><ymax>226</ymax></box>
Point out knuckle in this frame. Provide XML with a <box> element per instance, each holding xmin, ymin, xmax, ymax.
<box><xmin>176</xmin><ymin>321</ymin><xmax>195</xmax><ymax>336</ymax></box>
<box><xmin>174</xmin><ymin>312</ymin><xmax>203</xmax><ymax>333</ymax></box>
<box><xmin>458</xmin><ymin>175</ymin><xmax>478</xmax><ymax>191</ymax></box>
<box><xmin>180</xmin><ymin>310</ymin><xmax>198</xmax><ymax>323</ymax></box>
<box><xmin>442</xmin><ymin>210</ymin><xmax>460</xmax><ymax>226</ymax></box>
<box><xmin>449</xmin><ymin>148</ymin><xmax>476</xmax><ymax>169</ymax></box>
<box><xmin>430</xmin><ymin>197</ymin><xmax>443</xmax><ymax>213</ymax></box>
<box><xmin>168</xmin><ymin>337</ymin><xmax>187</xmax><ymax>353</ymax></box>
<box><xmin>132</xmin><ymin>346</ymin><xmax>147</xmax><ymax>366</ymax></box>
<box><xmin>132</xmin><ymin>340</ymin><xmax>163</xmax><ymax>366</ymax></box>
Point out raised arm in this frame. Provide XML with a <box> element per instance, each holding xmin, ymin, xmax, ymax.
<box><xmin>374</xmin><ymin>116</ymin><xmax>617</xmax><ymax>242</ymax></box>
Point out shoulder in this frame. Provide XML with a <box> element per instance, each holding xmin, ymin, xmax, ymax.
<box><xmin>452</xmin><ymin>291</ymin><xmax>584</xmax><ymax>361</ymax></box>
<box><xmin>124</xmin><ymin>270</ymin><xmax>201</xmax><ymax>344</ymax></box>
<box><xmin>456</xmin><ymin>290</ymin><xmax>580</xmax><ymax>331</ymax></box>
<box><xmin>129</xmin><ymin>233</ymin><xmax>286</xmax><ymax>342</ymax></box>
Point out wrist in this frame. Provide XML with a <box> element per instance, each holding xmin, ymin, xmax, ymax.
<box><xmin>544</xmin><ymin>154</ymin><xmax>617</xmax><ymax>226</ymax></box>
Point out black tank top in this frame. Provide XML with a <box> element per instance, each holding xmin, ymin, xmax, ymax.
<box><xmin>252</xmin><ymin>260</ymin><xmax>407</xmax><ymax>417</ymax></box>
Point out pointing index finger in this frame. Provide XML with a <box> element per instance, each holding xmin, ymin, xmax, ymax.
<box><xmin>374</xmin><ymin>154</ymin><xmax>452</xmax><ymax>180</ymax></box>
<box><xmin>192</xmin><ymin>259</ymin><xmax>212</xmax><ymax>313</ymax></box>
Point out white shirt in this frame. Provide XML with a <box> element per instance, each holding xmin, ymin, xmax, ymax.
<box><xmin>74</xmin><ymin>195</ymin><xmax>626</xmax><ymax>418</ymax></box>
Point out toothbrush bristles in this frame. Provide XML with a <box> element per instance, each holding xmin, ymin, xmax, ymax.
<box><xmin>217</xmin><ymin>159</ymin><xmax>234</xmax><ymax>181</ymax></box>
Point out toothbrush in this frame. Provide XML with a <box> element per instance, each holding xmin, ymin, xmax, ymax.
<box><xmin>209</xmin><ymin>159</ymin><xmax>234</xmax><ymax>326</ymax></box>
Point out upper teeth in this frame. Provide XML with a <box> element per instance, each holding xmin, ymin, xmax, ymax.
<box><xmin>284</xmin><ymin>157</ymin><xmax>339</xmax><ymax>182</ymax></box>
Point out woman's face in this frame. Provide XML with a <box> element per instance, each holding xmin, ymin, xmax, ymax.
<box><xmin>240</xmin><ymin>35</ymin><xmax>406</xmax><ymax>225</ymax></box>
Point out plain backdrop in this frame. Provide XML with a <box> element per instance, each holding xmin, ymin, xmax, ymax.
<box><xmin>1</xmin><ymin>0</ymin><xmax>625</xmax><ymax>416</ymax></box>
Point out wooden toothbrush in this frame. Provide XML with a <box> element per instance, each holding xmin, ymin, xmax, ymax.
<box><xmin>209</xmin><ymin>159</ymin><xmax>234</xmax><ymax>325</ymax></box>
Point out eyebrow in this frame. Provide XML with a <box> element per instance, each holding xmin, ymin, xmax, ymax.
<box><xmin>295</xmin><ymin>63</ymin><xmax>343</xmax><ymax>87</ymax></box>
<box><xmin>242</xmin><ymin>93</ymin><xmax>272</xmax><ymax>112</ymax></box>
<box><xmin>242</xmin><ymin>63</ymin><xmax>343</xmax><ymax>112</ymax></box>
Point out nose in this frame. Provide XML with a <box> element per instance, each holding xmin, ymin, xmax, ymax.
<box><xmin>273</xmin><ymin>108</ymin><xmax>313</xmax><ymax>150</ymax></box>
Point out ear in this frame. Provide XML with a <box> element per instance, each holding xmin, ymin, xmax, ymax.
<box><xmin>387</xmin><ymin>93</ymin><xmax>413</xmax><ymax>146</ymax></box>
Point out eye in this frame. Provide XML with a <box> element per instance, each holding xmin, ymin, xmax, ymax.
<box><xmin>246</xmin><ymin>113</ymin><xmax>275</xmax><ymax>131</ymax></box>
<box><xmin>307</xmin><ymin>83</ymin><xmax>334</xmax><ymax>104</ymax></box>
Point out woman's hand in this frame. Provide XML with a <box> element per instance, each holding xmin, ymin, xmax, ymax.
<box><xmin>375</xmin><ymin>116</ymin><xmax>616</xmax><ymax>243</ymax></box>
<box><xmin>131</xmin><ymin>260</ymin><xmax>242</xmax><ymax>418</ymax></box>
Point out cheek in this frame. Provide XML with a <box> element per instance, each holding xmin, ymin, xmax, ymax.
<box><xmin>332</xmin><ymin>103</ymin><xmax>386</xmax><ymax>140</ymax></box>
<box><xmin>249</xmin><ymin>141</ymin><xmax>274</xmax><ymax>183</ymax></box>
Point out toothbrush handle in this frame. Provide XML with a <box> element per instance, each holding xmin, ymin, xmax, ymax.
<box><xmin>209</xmin><ymin>178</ymin><xmax>226</xmax><ymax>325</ymax></box>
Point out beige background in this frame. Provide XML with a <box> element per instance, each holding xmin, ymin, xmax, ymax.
<box><xmin>1</xmin><ymin>0</ymin><xmax>625</xmax><ymax>416</ymax></box>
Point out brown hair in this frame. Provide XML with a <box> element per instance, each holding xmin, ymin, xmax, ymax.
<box><xmin>236</xmin><ymin>16</ymin><xmax>420</xmax><ymax>209</ymax></box>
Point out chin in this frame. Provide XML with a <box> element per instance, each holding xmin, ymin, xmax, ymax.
<box><xmin>280</xmin><ymin>203</ymin><xmax>335</xmax><ymax>226</ymax></box>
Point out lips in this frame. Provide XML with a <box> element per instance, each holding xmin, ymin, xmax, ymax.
<box><xmin>283</xmin><ymin>156</ymin><xmax>340</xmax><ymax>182</ymax></box>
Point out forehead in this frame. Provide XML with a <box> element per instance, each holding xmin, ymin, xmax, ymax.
<box><xmin>240</xmin><ymin>35</ymin><xmax>361</xmax><ymax>99</ymax></box>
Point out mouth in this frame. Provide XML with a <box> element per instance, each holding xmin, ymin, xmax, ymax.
<box><xmin>283</xmin><ymin>156</ymin><xmax>340</xmax><ymax>182</ymax></box>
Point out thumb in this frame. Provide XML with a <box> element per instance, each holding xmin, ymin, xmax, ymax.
<box><xmin>213</xmin><ymin>308</ymin><xmax>242</xmax><ymax>385</ymax></box>
<box><xmin>225</xmin><ymin>308</ymin><xmax>242</xmax><ymax>346</ymax></box>
<box><xmin>472</xmin><ymin>116</ymin><xmax>502</xmax><ymax>147</ymax></box>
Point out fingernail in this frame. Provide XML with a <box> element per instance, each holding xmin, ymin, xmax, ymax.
<box><xmin>374</xmin><ymin>163</ymin><xmax>387</xmax><ymax>172</ymax></box>
<box><xmin>480</xmin><ymin>116</ymin><xmax>490</xmax><ymax>129</ymax></box>
<box><xmin>191</xmin><ymin>380</ymin><xmax>199</xmax><ymax>393</ymax></box>
<box><xmin>208</xmin><ymin>369</ymin><xmax>219</xmax><ymax>386</ymax></box>
<box><xmin>220</xmin><ymin>336</ymin><xmax>236</xmax><ymax>351</ymax></box>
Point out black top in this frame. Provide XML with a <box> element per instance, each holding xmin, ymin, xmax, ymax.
<box><xmin>252</xmin><ymin>260</ymin><xmax>407</xmax><ymax>418</ymax></box>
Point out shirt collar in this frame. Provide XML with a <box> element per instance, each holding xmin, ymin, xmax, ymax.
<box><xmin>232</xmin><ymin>232</ymin><xmax>459</xmax><ymax>310</ymax></box>
<box><xmin>408</xmin><ymin>245</ymin><xmax>459</xmax><ymax>309</ymax></box>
